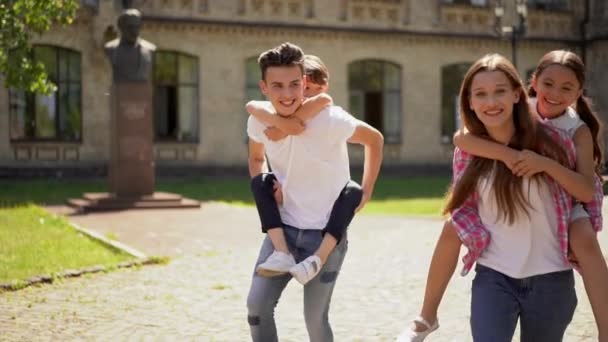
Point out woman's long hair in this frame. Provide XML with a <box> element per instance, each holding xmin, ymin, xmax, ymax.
<box><xmin>444</xmin><ymin>54</ymin><xmax>570</xmax><ymax>224</ymax></box>
<box><xmin>529</xmin><ymin>50</ymin><xmax>604</xmax><ymax>174</ymax></box>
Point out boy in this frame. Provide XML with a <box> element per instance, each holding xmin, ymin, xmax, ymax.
<box><xmin>248</xmin><ymin>55</ymin><xmax>362</xmax><ymax>285</ymax></box>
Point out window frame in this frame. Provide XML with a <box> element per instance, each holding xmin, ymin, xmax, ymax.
<box><xmin>152</xmin><ymin>50</ymin><xmax>200</xmax><ymax>144</ymax></box>
<box><xmin>9</xmin><ymin>44</ymin><xmax>83</xmax><ymax>143</ymax></box>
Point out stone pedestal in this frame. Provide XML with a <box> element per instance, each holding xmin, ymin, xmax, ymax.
<box><xmin>109</xmin><ymin>82</ymin><xmax>154</xmax><ymax>196</ymax></box>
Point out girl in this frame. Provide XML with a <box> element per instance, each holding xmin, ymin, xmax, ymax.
<box><xmin>402</xmin><ymin>54</ymin><xmax>605</xmax><ymax>341</ymax></box>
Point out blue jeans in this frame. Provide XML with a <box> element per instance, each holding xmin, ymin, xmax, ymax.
<box><xmin>470</xmin><ymin>264</ymin><xmax>577</xmax><ymax>342</ymax></box>
<box><xmin>246</xmin><ymin>225</ymin><xmax>348</xmax><ymax>342</ymax></box>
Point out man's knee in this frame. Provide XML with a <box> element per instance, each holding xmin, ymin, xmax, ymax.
<box><xmin>247</xmin><ymin>292</ymin><xmax>276</xmax><ymax>318</ymax></box>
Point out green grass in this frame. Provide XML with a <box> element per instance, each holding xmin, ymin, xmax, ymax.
<box><xmin>0</xmin><ymin>176</ymin><xmax>451</xmax><ymax>216</ymax></box>
<box><xmin>0</xmin><ymin>205</ymin><xmax>133</xmax><ymax>283</ymax></box>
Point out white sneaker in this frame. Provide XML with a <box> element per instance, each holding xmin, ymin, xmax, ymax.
<box><xmin>289</xmin><ymin>255</ymin><xmax>322</xmax><ymax>285</ymax></box>
<box><xmin>256</xmin><ymin>251</ymin><xmax>296</xmax><ymax>277</ymax></box>
<box><xmin>396</xmin><ymin>316</ymin><xmax>439</xmax><ymax>342</ymax></box>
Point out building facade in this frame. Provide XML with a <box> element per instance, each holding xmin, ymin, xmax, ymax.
<box><xmin>1</xmin><ymin>0</ymin><xmax>606</xmax><ymax>174</ymax></box>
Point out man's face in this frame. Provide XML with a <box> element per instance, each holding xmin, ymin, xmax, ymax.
<box><xmin>304</xmin><ymin>81</ymin><xmax>328</xmax><ymax>98</ymax></box>
<box><xmin>259</xmin><ymin>66</ymin><xmax>305</xmax><ymax>116</ymax></box>
<box><xmin>119</xmin><ymin>18</ymin><xmax>141</xmax><ymax>44</ymax></box>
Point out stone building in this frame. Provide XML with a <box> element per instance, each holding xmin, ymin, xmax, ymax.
<box><xmin>1</xmin><ymin>0</ymin><xmax>606</xmax><ymax>175</ymax></box>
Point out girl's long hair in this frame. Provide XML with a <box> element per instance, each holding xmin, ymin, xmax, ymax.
<box><xmin>444</xmin><ymin>54</ymin><xmax>570</xmax><ymax>224</ymax></box>
<box><xmin>529</xmin><ymin>50</ymin><xmax>604</xmax><ymax>174</ymax></box>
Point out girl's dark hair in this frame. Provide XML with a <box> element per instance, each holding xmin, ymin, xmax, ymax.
<box><xmin>257</xmin><ymin>42</ymin><xmax>305</xmax><ymax>81</ymax></box>
<box><xmin>530</xmin><ymin>50</ymin><xmax>604</xmax><ymax>173</ymax></box>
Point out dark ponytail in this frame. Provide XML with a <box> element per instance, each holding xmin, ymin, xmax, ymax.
<box><xmin>576</xmin><ymin>95</ymin><xmax>604</xmax><ymax>173</ymax></box>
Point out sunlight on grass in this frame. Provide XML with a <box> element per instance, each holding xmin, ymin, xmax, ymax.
<box><xmin>361</xmin><ymin>198</ymin><xmax>446</xmax><ymax>216</ymax></box>
<box><xmin>0</xmin><ymin>205</ymin><xmax>133</xmax><ymax>283</ymax></box>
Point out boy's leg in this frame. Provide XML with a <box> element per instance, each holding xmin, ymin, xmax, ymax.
<box><xmin>250</xmin><ymin>173</ymin><xmax>294</xmax><ymax>275</ymax></box>
<box><xmin>247</xmin><ymin>236</ymin><xmax>292</xmax><ymax>342</ymax></box>
<box><xmin>303</xmin><ymin>233</ymin><xmax>348</xmax><ymax>342</ymax></box>
<box><xmin>569</xmin><ymin>217</ymin><xmax>608</xmax><ymax>340</ymax></box>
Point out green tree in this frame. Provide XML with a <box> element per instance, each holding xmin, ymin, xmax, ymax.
<box><xmin>0</xmin><ymin>0</ymin><xmax>78</xmax><ymax>94</ymax></box>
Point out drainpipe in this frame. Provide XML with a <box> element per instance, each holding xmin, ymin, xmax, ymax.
<box><xmin>580</xmin><ymin>0</ymin><xmax>590</xmax><ymax>64</ymax></box>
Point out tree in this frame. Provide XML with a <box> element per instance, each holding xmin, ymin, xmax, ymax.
<box><xmin>0</xmin><ymin>0</ymin><xmax>78</xmax><ymax>94</ymax></box>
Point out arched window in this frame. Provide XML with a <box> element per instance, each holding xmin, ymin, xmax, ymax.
<box><xmin>348</xmin><ymin>60</ymin><xmax>402</xmax><ymax>144</ymax></box>
<box><xmin>441</xmin><ymin>62</ymin><xmax>471</xmax><ymax>143</ymax></box>
<box><xmin>153</xmin><ymin>51</ymin><xmax>199</xmax><ymax>142</ymax></box>
<box><xmin>9</xmin><ymin>45</ymin><xmax>82</xmax><ymax>141</ymax></box>
<box><xmin>245</xmin><ymin>56</ymin><xmax>264</xmax><ymax>101</ymax></box>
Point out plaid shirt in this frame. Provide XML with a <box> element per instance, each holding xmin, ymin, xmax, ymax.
<box><xmin>450</xmin><ymin>123</ymin><xmax>601</xmax><ymax>276</ymax></box>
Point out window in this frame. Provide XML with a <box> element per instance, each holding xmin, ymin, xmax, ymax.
<box><xmin>527</xmin><ymin>0</ymin><xmax>568</xmax><ymax>11</ymax></box>
<box><xmin>441</xmin><ymin>63</ymin><xmax>471</xmax><ymax>143</ymax></box>
<box><xmin>245</xmin><ymin>56</ymin><xmax>264</xmax><ymax>101</ymax></box>
<box><xmin>441</xmin><ymin>0</ymin><xmax>487</xmax><ymax>6</ymax></box>
<box><xmin>153</xmin><ymin>51</ymin><xmax>199</xmax><ymax>142</ymax></box>
<box><xmin>9</xmin><ymin>45</ymin><xmax>82</xmax><ymax>142</ymax></box>
<box><xmin>348</xmin><ymin>60</ymin><xmax>401</xmax><ymax>144</ymax></box>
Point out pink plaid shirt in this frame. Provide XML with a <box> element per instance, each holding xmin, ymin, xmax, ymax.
<box><xmin>451</xmin><ymin>123</ymin><xmax>602</xmax><ymax>276</ymax></box>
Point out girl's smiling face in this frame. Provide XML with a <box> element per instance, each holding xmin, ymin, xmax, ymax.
<box><xmin>532</xmin><ymin>64</ymin><xmax>583</xmax><ymax>119</ymax></box>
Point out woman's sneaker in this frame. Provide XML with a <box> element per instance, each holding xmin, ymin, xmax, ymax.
<box><xmin>256</xmin><ymin>251</ymin><xmax>296</xmax><ymax>277</ymax></box>
<box><xmin>396</xmin><ymin>316</ymin><xmax>439</xmax><ymax>342</ymax></box>
<box><xmin>289</xmin><ymin>255</ymin><xmax>322</xmax><ymax>285</ymax></box>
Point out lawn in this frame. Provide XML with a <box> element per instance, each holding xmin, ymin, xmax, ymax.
<box><xmin>0</xmin><ymin>176</ymin><xmax>451</xmax><ymax>216</ymax></box>
<box><xmin>0</xmin><ymin>205</ymin><xmax>132</xmax><ymax>284</ymax></box>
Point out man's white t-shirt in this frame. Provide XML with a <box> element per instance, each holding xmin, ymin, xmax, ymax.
<box><xmin>247</xmin><ymin>104</ymin><xmax>358</xmax><ymax>230</ymax></box>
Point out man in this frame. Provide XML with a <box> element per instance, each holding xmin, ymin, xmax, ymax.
<box><xmin>246</xmin><ymin>42</ymin><xmax>384</xmax><ymax>341</ymax></box>
<box><xmin>104</xmin><ymin>8</ymin><xmax>156</xmax><ymax>82</ymax></box>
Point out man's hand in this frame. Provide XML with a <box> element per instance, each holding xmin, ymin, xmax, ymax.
<box><xmin>512</xmin><ymin>150</ymin><xmax>547</xmax><ymax>177</ymax></box>
<box><xmin>265</xmin><ymin>127</ymin><xmax>289</xmax><ymax>141</ymax></box>
<box><xmin>354</xmin><ymin>190</ymin><xmax>371</xmax><ymax>213</ymax></box>
<box><xmin>273</xmin><ymin>179</ymin><xmax>283</xmax><ymax>205</ymax></box>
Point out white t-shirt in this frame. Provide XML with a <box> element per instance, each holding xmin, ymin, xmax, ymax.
<box><xmin>247</xmin><ymin>104</ymin><xmax>358</xmax><ymax>230</ymax></box>
<box><xmin>531</xmin><ymin>98</ymin><xmax>586</xmax><ymax>139</ymax></box>
<box><xmin>476</xmin><ymin>166</ymin><xmax>571</xmax><ymax>278</ymax></box>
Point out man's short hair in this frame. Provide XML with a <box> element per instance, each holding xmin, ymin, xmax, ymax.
<box><xmin>118</xmin><ymin>9</ymin><xmax>142</xmax><ymax>29</ymax></box>
<box><xmin>303</xmin><ymin>55</ymin><xmax>329</xmax><ymax>85</ymax></box>
<box><xmin>257</xmin><ymin>42</ymin><xmax>305</xmax><ymax>81</ymax></box>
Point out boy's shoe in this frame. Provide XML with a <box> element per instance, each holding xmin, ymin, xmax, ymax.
<box><xmin>289</xmin><ymin>255</ymin><xmax>322</xmax><ymax>285</ymax></box>
<box><xmin>396</xmin><ymin>316</ymin><xmax>439</xmax><ymax>342</ymax></box>
<box><xmin>256</xmin><ymin>251</ymin><xmax>296</xmax><ymax>277</ymax></box>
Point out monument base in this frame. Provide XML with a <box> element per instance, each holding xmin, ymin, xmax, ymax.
<box><xmin>67</xmin><ymin>192</ymin><xmax>200</xmax><ymax>212</ymax></box>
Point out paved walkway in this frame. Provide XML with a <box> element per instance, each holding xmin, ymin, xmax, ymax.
<box><xmin>0</xmin><ymin>202</ymin><xmax>604</xmax><ymax>341</ymax></box>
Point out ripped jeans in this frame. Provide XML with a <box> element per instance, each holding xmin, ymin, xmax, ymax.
<box><xmin>246</xmin><ymin>225</ymin><xmax>348</xmax><ymax>342</ymax></box>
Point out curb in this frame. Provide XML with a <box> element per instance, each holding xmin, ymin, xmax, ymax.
<box><xmin>0</xmin><ymin>220</ymin><xmax>162</xmax><ymax>293</ymax></box>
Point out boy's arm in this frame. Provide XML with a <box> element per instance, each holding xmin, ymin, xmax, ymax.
<box><xmin>347</xmin><ymin>120</ymin><xmax>384</xmax><ymax>212</ymax></box>
<box><xmin>294</xmin><ymin>93</ymin><xmax>333</xmax><ymax>122</ymax></box>
<box><xmin>453</xmin><ymin>129</ymin><xmax>519</xmax><ymax>169</ymax></box>
<box><xmin>248</xmin><ymin>139</ymin><xmax>266</xmax><ymax>178</ymax></box>
<box><xmin>246</xmin><ymin>101</ymin><xmax>304</xmax><ymax>135</ymax></box>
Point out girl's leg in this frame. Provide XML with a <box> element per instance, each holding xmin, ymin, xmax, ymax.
<box><xmin>317</xmin><ymin>180</ymin><xmax>362</xmax><ymax>263</ymax></box>
<box><xmin>414</xmin><ymin>221</ymin><xmax>462</xmax><ymax>334</ymax></box>
<box><xmin>569</xmin><ymin>218</ymin><xmax>608</xmax><ymax>341</ymax></box>
<box><xmin>291</xmin><ymin>181</ymin><xmax>361</xmax><ymax>285</ymax></box>
<box><xmin>251</xmin><ymin>173</ymin><xmax>294</xmax><ymax>275</ymax></box>
<box><xmin>470</xmin><ymin>265</ymin><xmax>519</xmax><ymax>342</ymax></box>
<box><xmin>398</xmin><ymin>221</ymin><xmax>462</xmax><ymax>341</ymax></box>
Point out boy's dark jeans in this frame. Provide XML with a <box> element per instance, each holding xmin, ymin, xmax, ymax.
<box><xmin>250</xmin><ymin>172</ymin><xmax>362</xmax><ymax>242</ymax></box>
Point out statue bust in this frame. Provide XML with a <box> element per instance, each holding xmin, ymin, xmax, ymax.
<box><xmin>105</xmin><ymin>9</ymin><xmax>156</xmax><ymax>82</ymax></box>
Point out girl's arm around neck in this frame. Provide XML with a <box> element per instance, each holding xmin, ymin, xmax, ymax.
<box><xmin>294</xmin><ymin>93</ymin><xmax>333</xmax><ymax>122</ymax></box>
<box><xmin>453</xmin><ymin>129</ymin><xmax>519</xmax><ymax>168</ymax></box>
<box><xmin>246</xmin><ymin>100</ymin><xmax>305</xmax><ymax>135</ymax></box>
